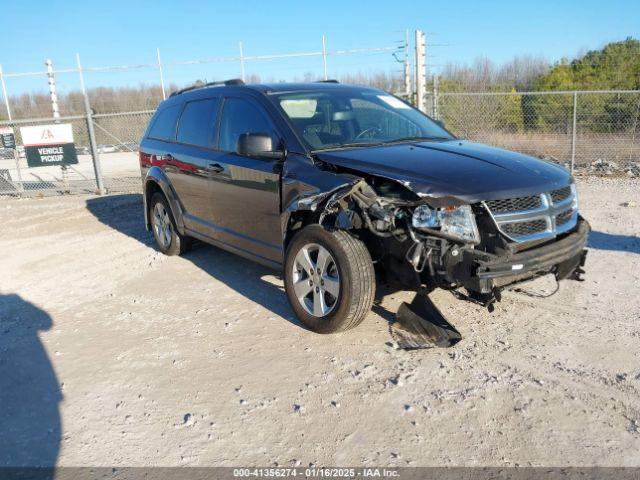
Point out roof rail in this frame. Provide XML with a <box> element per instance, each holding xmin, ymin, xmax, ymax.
<box><xmin>170</xmin><ymin>78</ymin><xmax>245</xmax><ymax>97</ymax></box>
<box><xmin>315</xmin><ymin>79</ymin><xmax>339</xmax><ymax>83</ymax></box>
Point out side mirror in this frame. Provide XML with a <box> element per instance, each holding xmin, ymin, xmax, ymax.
<box><xmin>237</xmin><ymin>133</ymin><xmax>283</xmax><ymax>160</ymax></box>
<box><xmin>434</xmin><ymin>119</ymin><xmax>445</xmax><ymax>129</ymax></box>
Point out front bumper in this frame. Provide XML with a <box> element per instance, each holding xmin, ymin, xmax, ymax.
<box><xmin>445</xmin><ymin>217</ymin><xmax>590</xmax><ymax>293</ymax></box>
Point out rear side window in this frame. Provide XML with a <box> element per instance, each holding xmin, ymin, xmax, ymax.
<box><xmin>148</xmin><ymin>104</ymin><xmax>181</xmax><ymax>141</ymax></box>
<box><xmin>176</xmin><ymin>98</ymin><xmax>220</xmax><ymax>148</ymax></box>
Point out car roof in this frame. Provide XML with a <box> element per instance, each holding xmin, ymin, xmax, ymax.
<box><xmin>247</xmin><ymin>82</ymin><xmax>382</xmax><ymax>94</ymax></box>
<box><xmin>164</xmin><ymin>81</ymin><xmax>382</xmax><ymax>104</ymax></box>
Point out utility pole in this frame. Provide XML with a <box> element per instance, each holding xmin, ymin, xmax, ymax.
<box><xmin>46</xmin><ymin>59</ymin><xmax>66</xmax><ymax>191</ymax></box>
<box><xmin>239</xmin><ymin>41</ymin><xmax>245</xmax><ymax>82</ymax></box>
<box><xmin>432</xmin><ymin>73</ymin><xmax>439</xmax><ymax>119</ymax></box>
<box><xmin>157</xmin><ymin>48</ymin><xmax>166</xmax><ymax>100</ymax></box>
<box><xmin>404</xmin><ymin>29</ymin><xmax>411</xmax><ymax>99</ymax></box>
<box><xmin>0</xmin><ymin>64</ymin><xmax>11</xmax><ymax>121</ymax></box>
<box><xmin>414</xmin><ymin>29</ymin><xmax>426</xmax><ymax>112</ymax></box>
<box><xmin>322</xmin><ymin>35</ymin><xmax>328</xmax><ymax>80</ymax></box>
<box><xmin>45</xmin><ymin>59</ymin><xmax>60</xmax><ymax>121</ymax></box>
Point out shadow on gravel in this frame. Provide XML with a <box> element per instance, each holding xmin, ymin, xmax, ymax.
<box><xmin>588</xmin><ymin>230</ymin><xmax>640</xmax><ymax>254</ymax></box>
<box><xmin>85</xmin><ymin>194</ymin><xmax>304</xmax><ymax>329</ymax></box>
<box><xmin>0</xmin><ymin>294</ymin><xmax>61</xmax><ymax>468</ymax></box>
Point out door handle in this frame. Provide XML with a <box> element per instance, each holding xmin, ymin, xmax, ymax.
<box><xmin>208</xmin><ymin>163</ymin><xmax>224</xmax><ymax>173</ymax></box>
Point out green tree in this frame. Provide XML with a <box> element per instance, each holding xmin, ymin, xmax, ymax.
<box><xmin>497</xmin><ymin>89</ymin><xmax>524</xmax><ymax>133</ymax></box>
<box><xmin>530</xmin><ymin>38</ymin><xmax>640</xmax><ymax>132</ymax></box>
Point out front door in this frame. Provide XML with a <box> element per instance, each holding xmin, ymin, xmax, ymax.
<box><xmin>207</xmin><ymin>96</ymin><xmax>283</xmax><ymax>265</ymax></box>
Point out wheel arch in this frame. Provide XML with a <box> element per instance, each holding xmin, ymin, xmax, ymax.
<box><xmin>143</xmin><ymin>166</ymin><xmax>185</xmax><ymax>234</ymax></box>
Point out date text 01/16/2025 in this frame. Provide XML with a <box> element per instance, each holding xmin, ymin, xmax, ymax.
<box><xmin>232</xmin><ymin>467</ymin><xmax>400</xmax><ymax>477</ymax></box>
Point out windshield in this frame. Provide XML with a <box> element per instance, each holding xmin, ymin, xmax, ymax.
<box><xmin>270</xmin><ymin>88</ymin><xmax>453</xmax><ymax>151</ymax></box>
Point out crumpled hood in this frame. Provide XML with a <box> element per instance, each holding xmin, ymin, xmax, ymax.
<box><xmin>315</xmin><ymin>140</ymin><xmax>572</xmax><ymax>203</ymax></box>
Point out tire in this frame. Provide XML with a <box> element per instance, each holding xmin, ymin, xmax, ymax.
<box><xmin>284</xmin><ymin>225</ymin><xmax>376</xmax><ymax>333</ymax></box>
<box><xmin>149</xmin><ymin>192</ymin><xmax>192</xmax><ymax>256</ymax></box>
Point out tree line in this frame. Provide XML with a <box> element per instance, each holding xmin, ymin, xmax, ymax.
<box><xmin>3</xmin><ymin>38</ymin><xmax>639</xmax><ymax>134</ymax></box>
<box><xmin>436</xmin><ymin>38</ymin><xmax>640</xmax><ymax>134</ymax></box>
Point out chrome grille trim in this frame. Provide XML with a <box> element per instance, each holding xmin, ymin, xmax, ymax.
<box><xmin>483</xmin><ymin>184</ymin><xmax>579</xmax><ymax>243</ymax></box>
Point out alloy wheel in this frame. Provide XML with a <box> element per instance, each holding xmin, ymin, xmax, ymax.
<box><xmin>291</xmin><ymin>243</ymin><xmax>340</xmax><ymax>317</ymax></box>
<box><xmin>153</xmin><ymin>202</ymin><xmax>172</xmax><ymax>249</ymax></box>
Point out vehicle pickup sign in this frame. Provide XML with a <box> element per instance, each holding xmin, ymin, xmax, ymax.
<box><xmin>19</xmin><ymin>123</ymin><xmax>78</xmax><ymax>167</ymax></box>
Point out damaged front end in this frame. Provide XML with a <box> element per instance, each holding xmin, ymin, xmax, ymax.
<box><xmin>284</xmin><ymin>156</ymin><xmax>589</xmax><ymax>348</ymax></box>
<box><xmin>283</xmin><ymin>150</ymin><xmax>589</xmax><ymax>348</ymax></box>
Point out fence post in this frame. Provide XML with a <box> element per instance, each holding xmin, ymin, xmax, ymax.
<box><xmin>12</xmin><ymin>148</ymin><xmax>23</xmax><ymax>196</ymax></box>
<box><xmin>571</xmin><ymin>91</ymin><xmax>578</xmax><ymax>174</ymax></box>
<box><xmin>322</xmin><ymin>35</ymin><xmax>328</xmax><ymax>80</ymax></box>
<box><xmin>0</xmin><ymin>64</ymin><xmax>12</xmax><ymax>121</ymax></box>
<box><xmin>157</xmin><ymin>48</ymin><xmax>166</xmax><ymax>100</ymax></box>
<box><xmin>76</xmin><ymin>53</ymin><xmax>105</xmax><ymax>195</ymax></box>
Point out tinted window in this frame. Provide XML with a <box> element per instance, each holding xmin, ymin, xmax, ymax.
<box><xmin>176</xmin><ymin>98</ymin><xmax>220</xmax><ymax>147</ymax></box>
<box><xmin>219</xmin><ymin>98</ymin><xmax>276</xmax><ymax>152</ymax></box>
<box><xmin>148</xmin><ymin>104</ymin><xmax>181</xmax><ymax>141</ymax></box>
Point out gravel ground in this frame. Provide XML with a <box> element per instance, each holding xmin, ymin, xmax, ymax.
<box><xmin>0</xmin><ymin>177</ymin><xmax>639</xmax><ymax>467</ymax></box>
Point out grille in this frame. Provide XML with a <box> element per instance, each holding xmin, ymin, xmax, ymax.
<box><xmin>550</xmin><ymin>186</ymin><xmax>572</xmax><ymax>204</ymax></box>
<box><xmin>484</xmin><ymin>184</ymin><xmax>578</xmax><ymax>242</ymax></box>
<box><xmin>502</xmin><ymin>219</ymin><xmax>548</xmax><ymax>237</ymax></box>
<box><xmin>555</xmin><ymin>208</ymin><xmax>574</xmax><ymax>226</ymax></box>
<box><xmin>485</xmin><ymin>195</ymin><xmax>542</xmax><ymax>213</ymax></box>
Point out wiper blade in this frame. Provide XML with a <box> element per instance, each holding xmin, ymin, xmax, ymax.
<box><xmin>312</xmin><ymin>142</ymin><xmax>385</xmax><ymax>152</ymax></box>
<box><xmin>312</xmin><ymin>136</ymin><xmax>451</xmax><ymax>152</ymax></box>
<box><xmin>381</xmin><ymin>136</ymin><xmax>451</xmax><ymax>145</ymax></box>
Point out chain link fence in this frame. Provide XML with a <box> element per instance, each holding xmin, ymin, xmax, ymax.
<box><xmin>0</xmin><ymin>112</ymin><xmax>151</xmax><ymax>197</ymax></box>
<box><xmin>434</xmin><ymin>90</ymin><xmax>640</xmax><ymax>176</ymax></box>
<box><xmin>1</xmin><ymin>89</ymin><xmax>639</xmax><ymax>198</ymax></box>
<box><xmin>0</xmin><ymin>116</ymin><xmax>96</xmax><ymax>196</ymax></box>
<box><xmin>91</xmin><ymin>111</ymin><xmax>153</xmax><ymax>192</ymax></box>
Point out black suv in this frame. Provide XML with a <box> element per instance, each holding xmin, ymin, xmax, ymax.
<box><xmin>140</xmin><ymin>80</ymin><xmax>588</xmax><ymax>337</ymax></box>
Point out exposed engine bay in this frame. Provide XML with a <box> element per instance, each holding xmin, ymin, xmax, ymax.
<box><xmin>291</xmin><ymin>167</ymin><xmax>589</xmax><ymax>347</ymax></box>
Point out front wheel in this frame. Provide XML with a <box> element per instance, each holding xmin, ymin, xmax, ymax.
<box><xmin>284</xmin><ymin>225</ymin><xmax>375</xmax><ymax>333</ymax></box>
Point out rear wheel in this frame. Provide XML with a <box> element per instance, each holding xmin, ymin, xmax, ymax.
<box><xmin>150</xmin><ymin>192</ymin><xmax>191</xmax><ymax>256</ymax></box>
<box><xmin>284</xmin><ymin>225</ymin><xmax>375</xmax><ymax>333</ymax></box>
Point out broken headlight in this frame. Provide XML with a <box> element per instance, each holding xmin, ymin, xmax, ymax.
<box><xmin>412</xmin><ymin>204</ymin><xmax>480</xmax><ymax>243</ymax></box>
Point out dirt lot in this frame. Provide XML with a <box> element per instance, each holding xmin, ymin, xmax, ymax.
<box><xmin>1</xmin><ymin>177</ymin><xmax>639</xmax><ymax>467</ymax></box>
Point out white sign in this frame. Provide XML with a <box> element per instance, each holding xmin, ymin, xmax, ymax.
<box><xmin>20</xmin><ymin>123</ymin><xmax>74</xmax><ymax>146</ymax></box>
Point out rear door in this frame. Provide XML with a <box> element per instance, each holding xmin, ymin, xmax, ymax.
<box><xmin>168</xmin><ymin>96</ymin><xmax>221</xmax><ymax>227</ymax></box>
<box><xmin>207</xmin><ymin>96</ymin><xmax>283</xmax><ymax>264</ymax></box>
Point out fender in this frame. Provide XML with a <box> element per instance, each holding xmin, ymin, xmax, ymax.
<box><xmin>280</xmin><ymin>153</ymin><xmax>362</xmax><ymax>239</ymax></box>
<box><xmin>143</xmin><ymin>166</ymin><xmax>186</xmax><ymax>234</ymax></box>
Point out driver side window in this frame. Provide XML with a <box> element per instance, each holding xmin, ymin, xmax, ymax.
<box><xmin>218</xmin><ymin>98</ymin><xmax>276</xmax><ymax>153</ymax></box>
